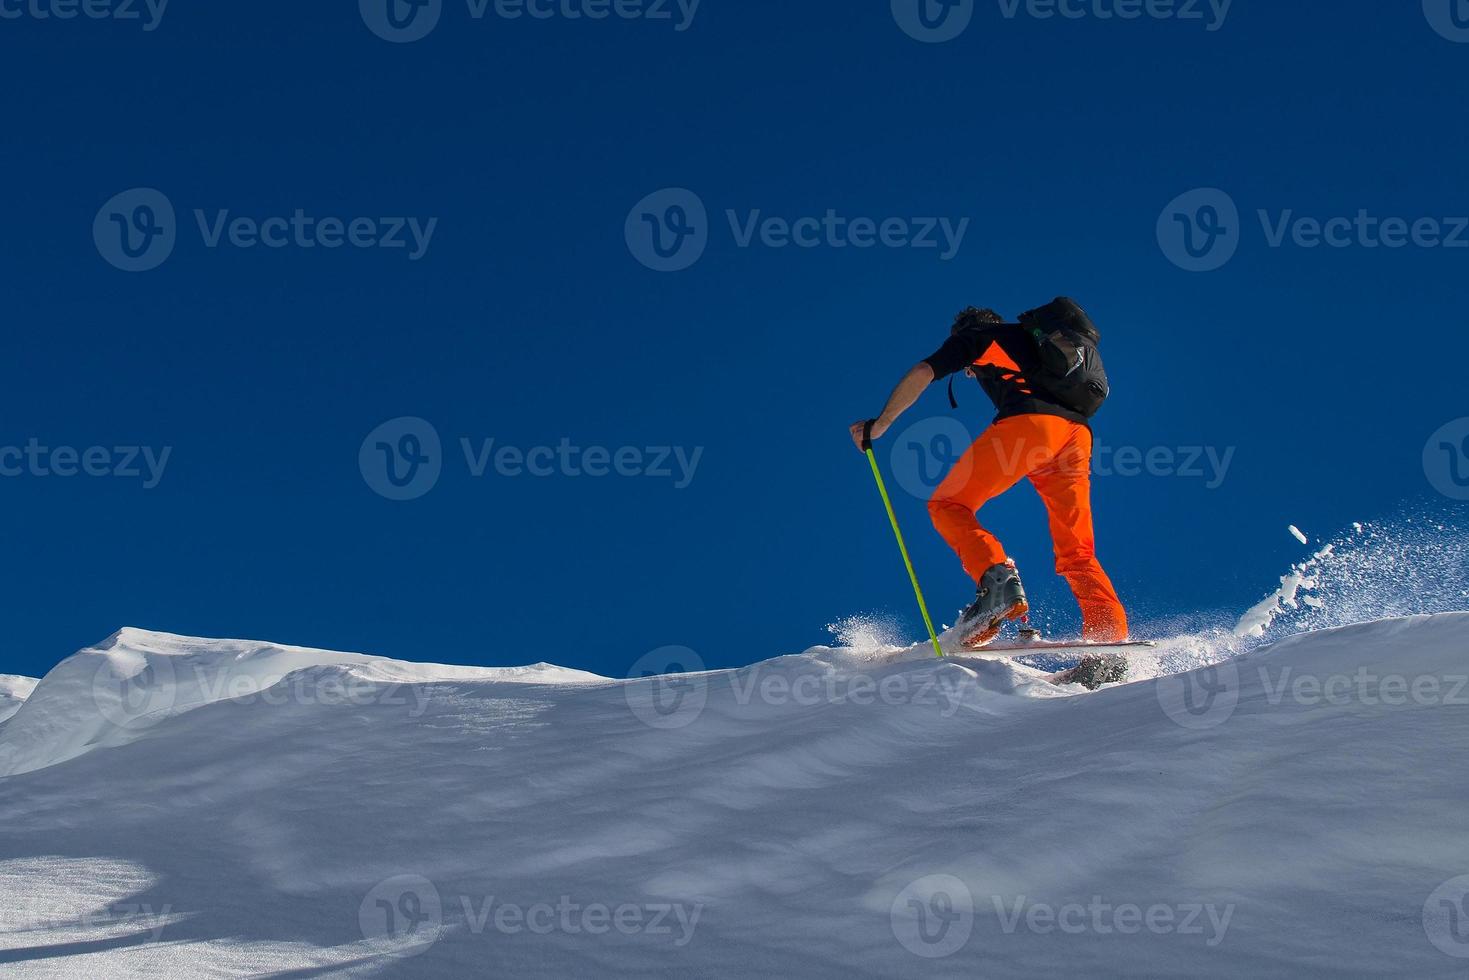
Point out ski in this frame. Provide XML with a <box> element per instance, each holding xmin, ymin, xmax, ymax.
<box><xmin>940</xmin><ymin>637</ymin><xmax>1154</xmax><ymax>690</ymax></box>
<box><xmin>975</xmin><ymin>639</ymin><xmax>1156</xmax><ymax>654</ymax></box>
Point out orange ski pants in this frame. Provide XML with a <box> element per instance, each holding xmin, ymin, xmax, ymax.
<box><xmin>927</xmin><ymin>414</ymin><xmax>1129</xmax><ymax>642</ymax></box>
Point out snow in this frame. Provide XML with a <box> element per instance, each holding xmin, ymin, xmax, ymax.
<box><xmin>2</xmin><ymin>615</ymin><xmax>1468</xmax><ymax>977</ymax></box>
<box><xmin>0</xmin><ymin>674</ymin><xmax>38</xmax><ymax>724</ymax></box>
<box><xmin>0</xmin><ymin>627</ymin><xmax>603</xmax><ymax>778</ymax></box>
<box><xmin>1234</xmin><ymin>518</ymin><xmax>1469</xmax><ymax>640</ymax></box>
<box><xmin>1234</xmin><ymin>559</ymin><xmax>1323</xmax><ymax>638</ymax></box>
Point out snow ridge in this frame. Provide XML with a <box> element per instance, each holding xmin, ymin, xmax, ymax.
<box><xmin>1</xmin><ymin>615</ymin><xmax>1467</xmax><ymax>976</ymax></box>
<box><xmin>0</xmin><ymin>627</ymin><xmax>604</xmax><ymax>777</ymax></box>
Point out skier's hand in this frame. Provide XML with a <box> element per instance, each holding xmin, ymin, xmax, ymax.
<box><xmin>849</xmin><ymin>418</ymin><xmax>889</xmax><ymax>452</ymax></box>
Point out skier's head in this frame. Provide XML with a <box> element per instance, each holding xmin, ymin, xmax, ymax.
<box><xmin>951</xmin><ymin>307</ymin><xmax>1004</xmax><ymax>336</ymax></box>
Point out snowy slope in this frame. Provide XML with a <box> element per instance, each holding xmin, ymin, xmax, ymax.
<box><xmin>1</xmin><ymin>618</ymin><xmax>1467</xmax><ymax>977</ymax></box>
<box><xmin>0</xmin><ymin>674</ymin><xmax>37</xmax><ymax>724</ymax></box>
<box><xmin>0</xmin><ymin>628</ymin><xmax>602</xmax><ymax>778</ymax></box>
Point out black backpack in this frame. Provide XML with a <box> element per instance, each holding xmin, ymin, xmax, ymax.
<box><xmin>1018</xmin><ymin>297</ymin><xmax>1110</xmax><ymax>418</ymax></box>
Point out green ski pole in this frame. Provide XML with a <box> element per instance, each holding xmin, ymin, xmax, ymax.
<box><xmin>861</xmin><ymin>421</ymin><xmax>945</xmax><ymax>659</ymax></box>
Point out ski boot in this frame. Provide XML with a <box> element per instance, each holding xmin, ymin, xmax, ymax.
<box><xmin>958</xmin><ymin>559</ymin><xmax>1029</xmax><ymax>649</ymax></box>
<box><xmin>1053</xmin><ymin>654</ymin><xmax>1130</xmax><ymax>691</ymax></box>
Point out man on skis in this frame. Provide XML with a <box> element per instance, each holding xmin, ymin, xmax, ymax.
<box><xmin>850</xmin><ymin>299</ymin><xmax>1129</xmax><ymax>650</ymax></box>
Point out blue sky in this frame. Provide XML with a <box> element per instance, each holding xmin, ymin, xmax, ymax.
<box><xmin>1</xmin><ymin>1</ymin><xmax>1467</xmax><ymax>679</ymax></box>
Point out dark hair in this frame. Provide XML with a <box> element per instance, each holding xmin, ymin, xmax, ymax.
<box><xmin>951</xmin><ymin>307</ymin><xmax>1004</xmax><ymax>336</ymax></box>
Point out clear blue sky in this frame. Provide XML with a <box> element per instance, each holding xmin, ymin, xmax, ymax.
<box><xmin>2</xmin><ymin>1</ymin><xmax>1466</xmax><ymax>679</ymax></box>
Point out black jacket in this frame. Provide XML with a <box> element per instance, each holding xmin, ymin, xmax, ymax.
<box><xmin>924</xmin><ymin>323</ymin><xmax>1090</xmax><ymax>427</ymax></box>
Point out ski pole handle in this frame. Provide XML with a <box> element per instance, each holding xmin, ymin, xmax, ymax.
<box><xmin>861</xmin><ymin>419</ymin><xmax>876</xmax><ymax>452</ymax></box>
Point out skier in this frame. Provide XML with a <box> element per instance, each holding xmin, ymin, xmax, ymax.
<box><xmin>850</xmin><ymin>300</ymin><xmax>1129</xmax><ymax>650</ymax></box>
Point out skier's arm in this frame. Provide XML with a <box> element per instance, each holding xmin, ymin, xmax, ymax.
<box><xmin>849</xmin><ymin>325</ymin><xmax>993</xmax><ymax>451</ymax></box>
<box><xmin>849</xmin><ymin>362</ymin><xmax>935</xmax><ymax>451</ymax></box>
